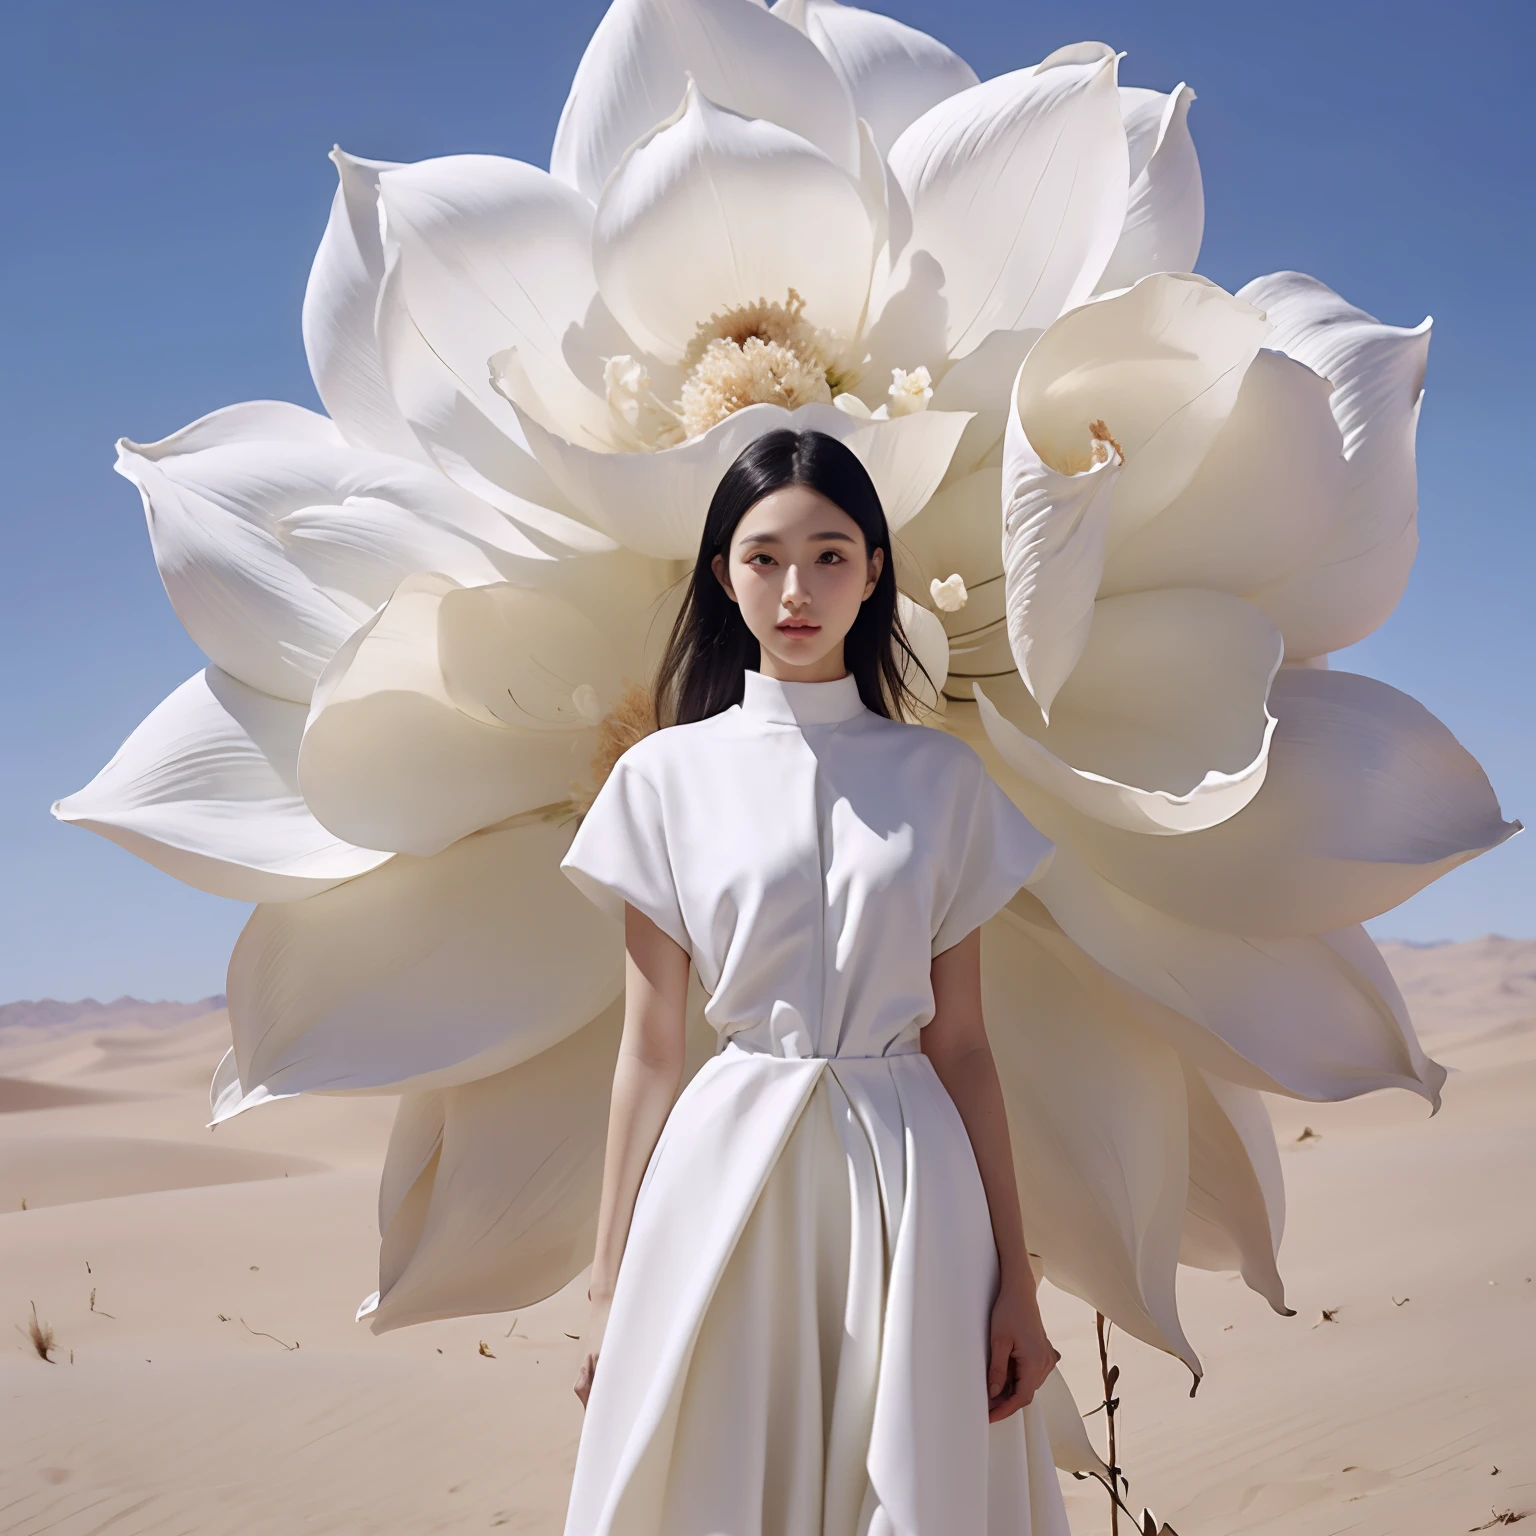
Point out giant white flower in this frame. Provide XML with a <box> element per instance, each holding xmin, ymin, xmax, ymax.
<box><xmin>57</xmin><ymin>0</ymin><xmax>1515</xmax><ymax>1441</ymax></box>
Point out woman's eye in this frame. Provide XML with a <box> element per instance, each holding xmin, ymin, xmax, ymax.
<box><xmin>746</xmin><ymin>553</ymin><xmax>775</xmax><ymax>567</ymax></box>
<box><xmin>817</xmin><ymin>551</ymin><xmax>844</xmax><ymax>564</ymax></box>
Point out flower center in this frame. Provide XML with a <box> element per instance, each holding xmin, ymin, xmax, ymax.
<box><xmin>604</xmin><ymin>289</ymin><xmax>862</xmax><ymax>450</ymax></box>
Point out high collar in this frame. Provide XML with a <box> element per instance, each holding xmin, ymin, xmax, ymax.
<box><xmin>740</xmin><ymin>669</ymin><xmax>868</xmax><ymax>726</ymax></box>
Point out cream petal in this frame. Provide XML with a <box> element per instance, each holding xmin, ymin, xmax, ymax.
<box><xmin>1055</xmin><ymin>666</ymin><xmax>1520</xmax><ymax>937</ymax></box>
<box><xmin>985</xmin><ymin>904</ymin><xmax>1199</xmax><ymax>1374</ymax></box>
<box><xmin>928</xmin><ymin>327</ymin><xmax>1040</xmax><ymax>481</ymax></box>
<box><xmin>117</xmin><ymin>402</ymin><xmax>573</xmax><ymax>703</ymax></box>
<box><xmin>775</xmin><ymin>0</ymin><xmax>978</xmax><ymax>156</ymax></box>
<box><xmin>893</xmin><ymin>468</ymin><xmax>1016</xmax><ymax>692</ymax></box>
<box><xmin>1029</xmin><ymin>844</ymin><xmax>1445</xmax><ymax>1102</ymax></box>
<box><xmin>1094</xmin><ymin>85</ymin><xmax>1204</xmax><ymax>295</ymax></box>
<box><xmin>298</xmin><ymin>573</ymin><xmax>616</xmax><ymax>856</ymax></box>
<box><xmin>368</xmin><ymin>1028</ymin><xmax>608</xmax><ymax>1332</ymax></box>
<box><xmin>208</xmin><ymin>1046</ymin><xmax>293</xmax><ymax>1126</ymax></box>
<box><xmin>514</xmin><ymin>399</ymin><xmax>968</xmax><ymax>559</ymax></box>
<box><xmin>1237</xmin><ymin>272</ymin><xmax>1432</xmax><ymax>655</ymax></box>
<box><xmin>52</xmin><ymin>668</ymin><xmax>391</xmax><ymax>902</ymax></box>
<box><xmin>301</xmin><ymin>149</ymin><xmax>428</xmax><ymax>460</ymax></box>
<box><xmin>551</xmin><ymin>0</ymin><xmax>860</xmax><ymax>203</ymax></box>
<box><xmin>592</xmin><ymin>84</ymin><xmax>874</xmax><ymax>365</ymax></box>
<box><xmin>1181</xmin><ymin>1068</ymin><xmax>1290</xmax><ymax>1313</ymax></box>
<box><xmin>224</xmin><ymin>817</ymin><xmax>625</xmax><ymax>1104</ymax></box>
<box><xmin>874</xmin><ymin>45</ymin><xmax>1128</xmax><ymax>359</ymax></box>
<box><xmin>1038</xmin><ymin>1368</ymin><xmax>1108</xmax><ymax>1478</ymax></box>
<box><xmin>1099</xmin><ymin>348</ymin><xmax>1344</xmax><ymax>598</ymax></box>
<box><xmin>1014</xmin><ymin>273</ymin><xmax>1272</xmax><ymax>543</ymax></box>
<box><xmin>1000</xmin><ymin>390</ymin><xmax>1122</xmax><ymax>717</ymax></box>
<box><xmin>368</xmin><ymin>973</ymin><xmax>719</xmax><ymax>1331</ymax></box>
<box><xmin>974</xmin><ymin>590</ymin><xmax>1283</xmax><ymax>834</ymax></box>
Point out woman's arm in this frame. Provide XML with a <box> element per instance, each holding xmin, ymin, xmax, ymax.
<box><xmin>574</xmin><ymin>901</ymin><xmax>692</xmax><ymax>1407</ymax></box>
<box><xmin>923</xmin><ymin>925</ymin><xmax>1059</xmax><ymax>1422</ymax></box>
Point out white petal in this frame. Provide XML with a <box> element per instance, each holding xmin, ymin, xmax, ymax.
<box><xmin>986</xmin><ymin>902</ymin><xmax>1198</xmax><ymax>1373</ymax></box>
<box><xmin>1001</xmin><ymin>390</ymin><xmax>1122</xmax><ymax>717</ymax></box>
<box><xmin>894</xmin><ymin>468</ymin><xmax>1014</xmax><ymax>690</ymax></box>
<box><xmin>974</xmin><ymin>590</ymin><xmax>1283</xmax><ymax>834</ymax></box>
<box><xmin>1029</xmin><ymin>844</ymin><xmax>1445</xmax><ymax>1101</ymax></box>
<box><xmin>1014</xmin><ymin>273</ymin><xmax>1272</xmax><ymax>543</ymax></box>
<box><xmin>52</xmin><ymin>668</ymin><xmax>391</xmax><ymax>901</ymax></box>
<box><xmin>514</xmin><ymin>399</ymin><xmax>969</xmax><ymax>559</ymax></box>
<box><xmin>777</xmin><ymin>0</ymin><xmax>978</xmax><ymax>156</ymax></box>
<box><xmin>377</xmin><ymin>154</ymin><xmax>616</xmax><ymax>450</ymax></box>
<box><xmin>1038</xmin><ymin>1368</ymin><xmax>1108</xmax><ymax>1477</ymax></box>
<box><xmin>1099</xmin><ymin>348</ymin><xmax>1344</xmax><ymax>598</ymax></box>
<box><xmin>1094</xmin><ymin>85</ymin><xmax>1204</xmax><ymax>294</ymax></box>
<box><xmin>301</xmin><ymin>149</ymin><xmax>428</xmax><ymax>460</ymax></box>
<box><xmin>927</xmin><ymin>326</ymin><xmax>1040</xmax><ymax>481</ymax></box>
<box><xmin>1055</xmin><ymin>666</ymin><xmax>1520</xmax><ymax>936</ymax></box>
<box><xmin>299</xmin><ymin>574</ymin><xmax>617</xmax><ymax>856</ymax></box>
<box><xmin>551</xmin><ymin>0</ymin><xmax>859</xmax><ymax>203</ymax></box>
<box><xmin>873</xmin><ymin>45</ymin><xmax>1128</xmax><ymax>359</ymax></box>
<box><xmin>208</xmin><ymin>1046</ymin><xmax>292</xmax><ymax>1126</ymax></box>
<box><xmin>593</xmin><ymin>84</ymin><xmax>874</xmax><ymax>364</ymax></box>
<box><xmin>225</xmin><ymin>818</ymin><xmax>625</xmax><ymax>1103</ymax></box>
<box><xmin>1237</xmin><ymin>272</ymin><xmax>1432</xmax><ymax>655</ymax></box>
<box><xmin>117</xmin><ymin>403</ymin><xmax>572</xmax><ymax>702</ymax></box>
<box><xmin>373</xmin><ymin>251</ymin><xmax>593</xmax><ymax>520</ymax></box>
<box><xmin>1181</xmin><ymin>1068</ymin><xmax>1290</xmax><ymax>1313</ymax></box>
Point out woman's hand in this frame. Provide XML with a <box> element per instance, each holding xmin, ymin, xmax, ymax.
<box><xmin>986</xmin><ymin>1278</ymin><xmax>1060</xmax><ymax>1422</ymax></box>
<box><xmin>574</xmin><ymin>1292</ymin><xmax>612</xmax><ymax>1408</ymax></box>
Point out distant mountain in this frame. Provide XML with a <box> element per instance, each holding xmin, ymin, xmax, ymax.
<box><xmin>0</xmin><ymin>996</ymin><xmax>226</xmax><ymax>1032</ymax></box>
<box><xmin>1379</xmin><ymin>936</ymin><xmax>1536</xmax><ymax>1040</ymax></box>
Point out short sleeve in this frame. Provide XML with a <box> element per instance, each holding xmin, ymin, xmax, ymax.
<box><xmin>931</xmin><ymin>759</ymin><xmax>1056</xmax><ymax>957</ymax></box>
<box><xmin>559</xmin><ymin>756</ymin><xmax>690</xmax><ymax>953</ymax></box>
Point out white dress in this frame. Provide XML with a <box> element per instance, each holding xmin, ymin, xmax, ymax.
<box><xmin>558</xmin><ymin>668</ymin><xmax>1068</xmax><ymax>1536</ymax></box>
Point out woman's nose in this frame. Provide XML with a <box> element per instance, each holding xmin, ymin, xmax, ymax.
<box><xmin>782</xmin><ymin>565</ymin><xmax>810</xmax><ymax>606</ymax></box>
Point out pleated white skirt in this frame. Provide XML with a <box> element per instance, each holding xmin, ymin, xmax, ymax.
<box><xmin>563</xmin><ymin>1044</ymin><xmax>1070</xmax><ymax>1536</ymax></box>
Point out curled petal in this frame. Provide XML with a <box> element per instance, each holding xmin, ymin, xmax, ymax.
<box><xmin>1038</xmin><ymin>1368</ymin><xmax>1108</xmax><ymax>1477</ymax></box>
<box><xmin>975</xmin><ymin>590</ymin><xmax>1283</xmax><ymax>835</ymax></box>
<box><xmin>874</xmin><ymin>44</ymin><xmax>1128</xmax><ymax>359</ymax></box>
<box><xmin>1029</xmin><ymin>844</ymin><xmax>1445</xmax><ymax>1103</ymax></box>
<box><xmin>593</xmin><ymin>84</ymin><xmax>874</xmax><ymax>364</ymax></box>
<box><xmin>1181</xmin><ymin>1068</ymin><xmax>1290</xmax><ymax>1313</ymax></box>
<box><xmin>223</xmin><ymin>817</ymin><xmax>625</xmax><ymax>1110</ymax></box>
<box><xmin>117</xmin><ymin>402</ymin><xmax>573</xmax><ymax>702</ymax></box>
<box><xmin>1001</xmin><ymin>386</ymin><xmax>1122</xmax><ymax>717</ymax></box>
<box><xmin>302</xmin><ymin>149</ymin><xmax>427</xmax><ymax>460</ymax></box>
<box><xmin>1238</xmin><ymin>272</ymin><xmax>1432</xmax><ymax>655</ymax></box>
<box><xmin>1014</xmin><ymin>272</ymin><xmax>1271</xmax><ymax>542</ymax></box>
<box><xmin>52</xmin><ymin>668</ymin><xmax>391</xmax><ymax>902</ymax></box>
<box><xmin>1094</xmin><ymin>85</ymin><xmax>1204</xmax><ymax>294</ymax></box>
<box><xmin>514</xmin><ymin>399</ymin><xmax>969</xmax><ymax>559</ymax></box>
<box><xmin>1099</xmin><ymin>349</ymin><xmax>1344</xmax><ymax>598</ymax></box>
<box><xmin>776</xmin><ymin>0</ymin><xmax>978</xmax><ymax>156</ymax></box>
<box><xmin>985</xmin><ymin>903</ymin><xmax>1198</xmax><ymax>1374</ymax></box>
<box><xmin>551</xmin><ymin>0</ymin><xmax>859</xmax><ymax>203</ymax></box>
<box><xmin>299</xmin><ymin>573</ymin><xmax>614</xmax><ymax>856</ymax></box>
<box><xmin>1058</xmin><ymin>667</ymin><xmax>1520</xmax><ymax>936</ymax></box>
<box><xmin>928</xmin><ymin>327</ymin><xmax>1040</xmax><ymax>481</ymax></box>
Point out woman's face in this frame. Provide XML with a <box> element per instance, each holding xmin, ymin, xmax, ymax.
<box><xmin>711</xmin><ymin>484</ymin><xmax>884</xmax><ymax>682</ymax></box>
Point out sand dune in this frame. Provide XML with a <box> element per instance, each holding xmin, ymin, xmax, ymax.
<box><xmin>2</xmin><ymin>944</ymin><xmax>1532</xmax><ymax>1534</ymax></box>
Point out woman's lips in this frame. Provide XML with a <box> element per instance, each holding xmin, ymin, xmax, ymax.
<box><xmin>777</xmin><ymin>620</ymin><xmax>820</xmax><ymax>632</ymax></box>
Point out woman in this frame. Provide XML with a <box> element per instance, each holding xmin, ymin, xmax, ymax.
<box><xmin>558</xmin><ymin>428</ymin><xmax>1069</xmax><ymax>1536</ymax></box>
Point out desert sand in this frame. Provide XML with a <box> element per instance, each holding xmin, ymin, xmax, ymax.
<box><xmin>2</xmin><ymin>938</ymin><xmax>1532</xmax><ymax>1535</ymax></box>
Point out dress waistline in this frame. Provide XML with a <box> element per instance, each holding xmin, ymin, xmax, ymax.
<box><xmin>719</xmin><ymin>1033</ymin><xmax>921</xmax><ymax>1063</ymax></box>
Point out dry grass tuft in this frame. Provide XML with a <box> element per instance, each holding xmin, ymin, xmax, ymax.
<box><xmin>570</xmin><ymin>681</ymin><xmax>658</xmax><ymax>813</ymax></box>
<box><xmin>20</xmin><ymin>1301</ymin><xmax>55</xmax><ymax>1362</ymax></box>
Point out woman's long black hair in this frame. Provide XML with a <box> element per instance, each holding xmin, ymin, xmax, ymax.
<box><xmin>653</xmin><ymin>429</ymin><xmax>933</xmax><ymax>727</ymax></box>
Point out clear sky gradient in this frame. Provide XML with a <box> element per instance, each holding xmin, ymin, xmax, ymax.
<box><xmin>2</xmin><ymin>0</ymin><xmax>1530</xmax><ymax>1001</ymax></box>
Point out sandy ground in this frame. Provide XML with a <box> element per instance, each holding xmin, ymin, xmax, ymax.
<box><xmin>1</xmin><ymin>939</ymin><xmax>1532</xmax><ymax>1535</ymax></box>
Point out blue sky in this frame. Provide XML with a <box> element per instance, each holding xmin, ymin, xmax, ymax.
<box><xmin>2</xmin><ymin>0</ymin><xmax>1530</xmax><ymax>1001</ymax></box>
